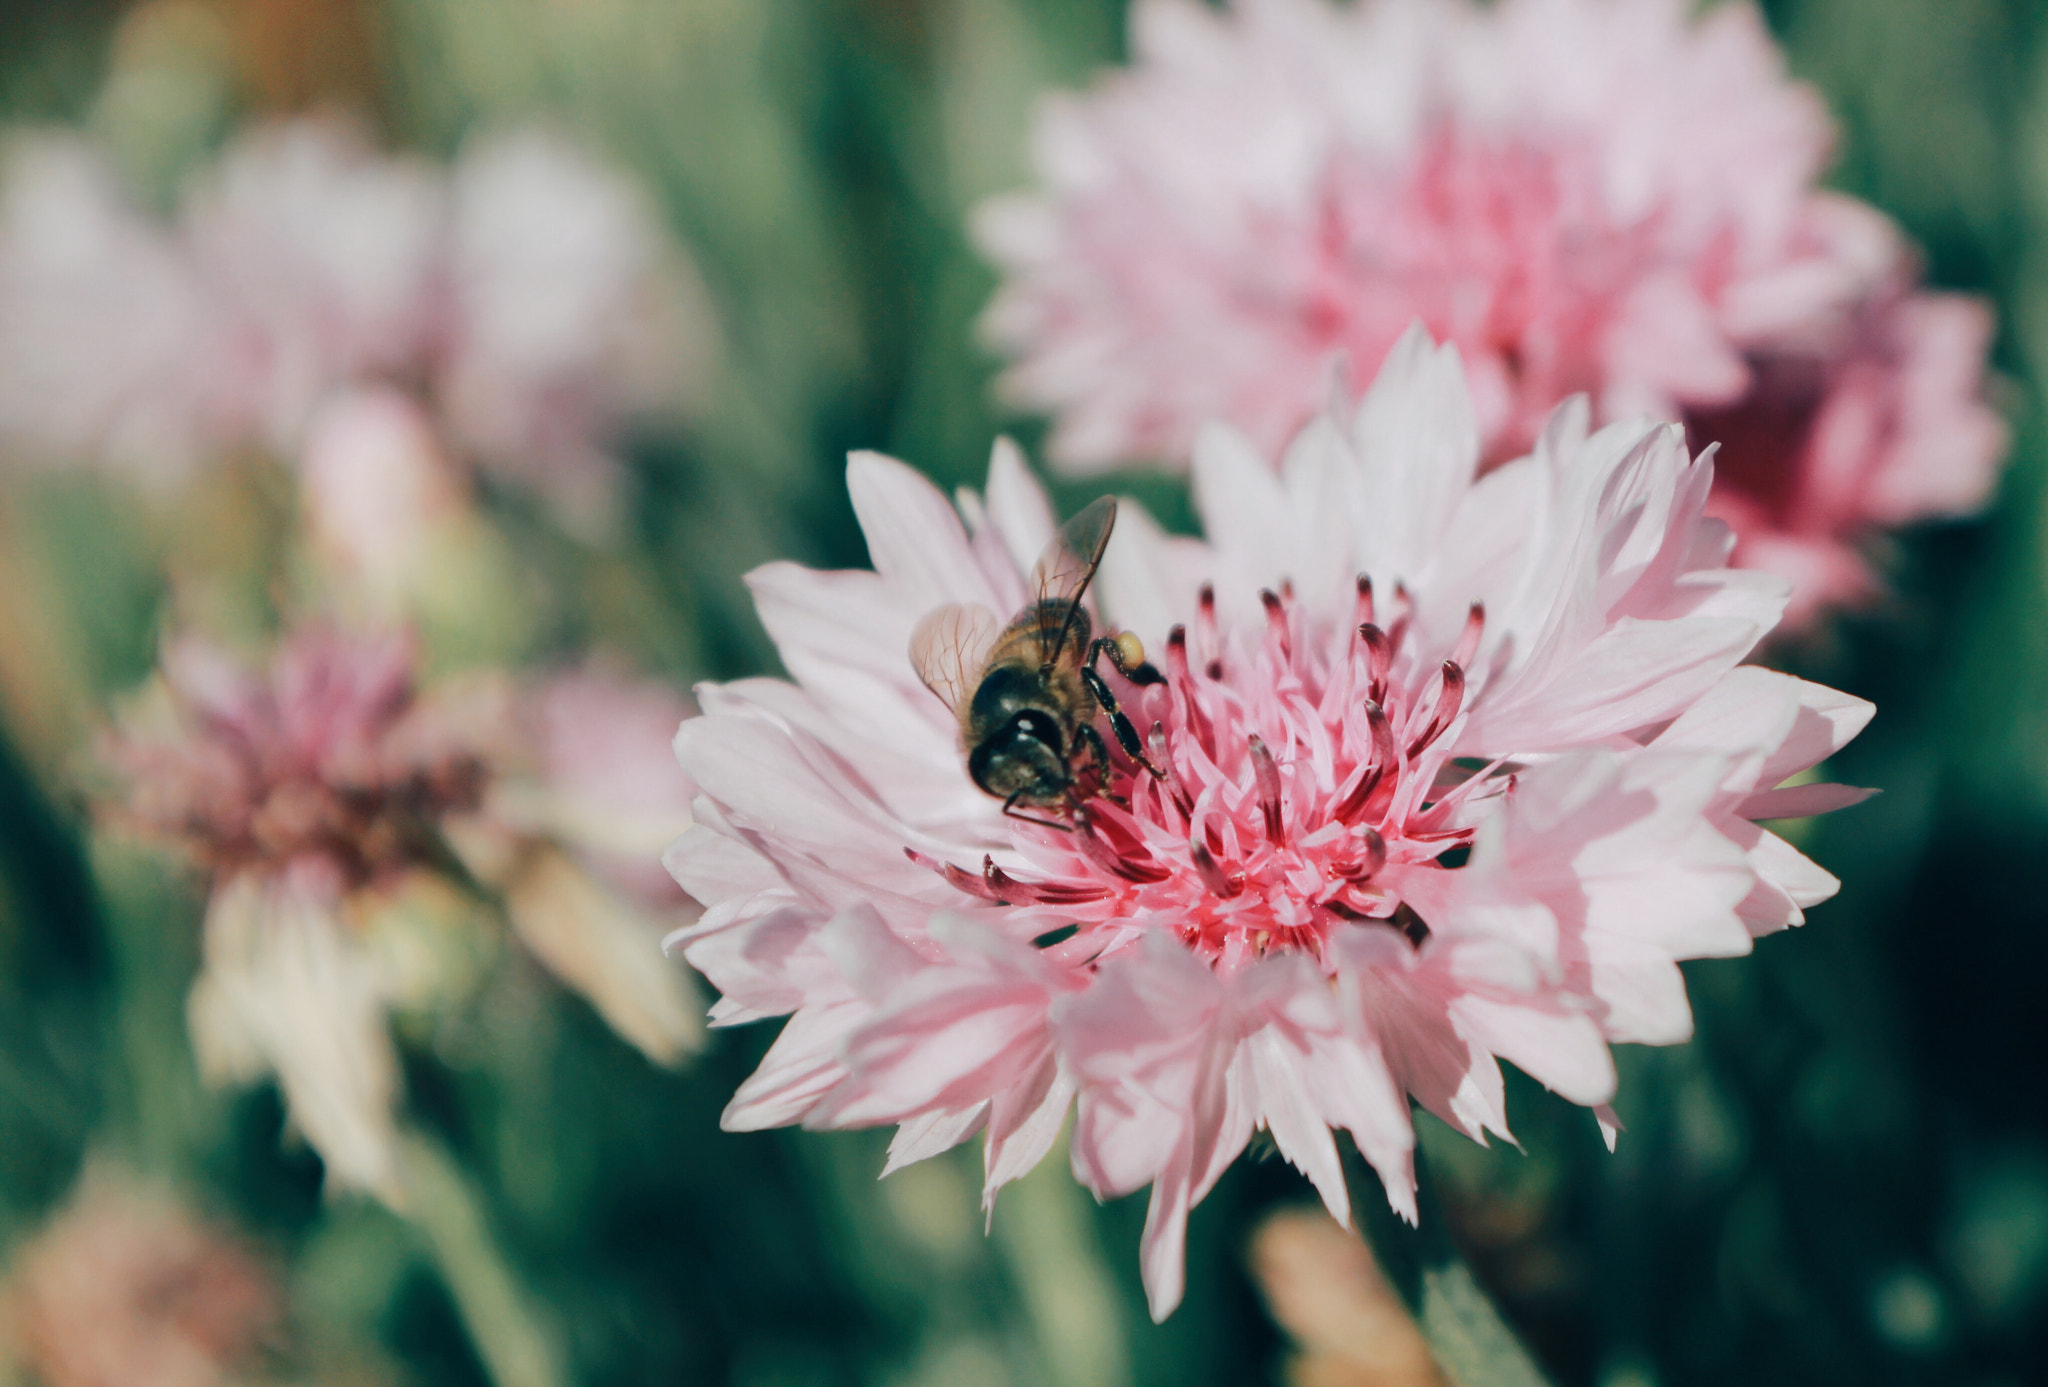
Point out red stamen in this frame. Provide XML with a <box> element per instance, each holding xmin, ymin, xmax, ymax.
<box><xmin>1452</xmin><ymin>601</ymin><xmax>1485</xmax><ymax>668</ymax></box>
<box><xmin>980</xmin><ymin>855</ymin><xmax>1031</xmax><ymax>904</ymax></box>
<box><xmin>1333</xmin><ymin>700</ymin><xmax>1397</xmax><ymax>824</ymax></box>
<box><xmin>905</xmin><ymin>847</ymin><xmax>1003</xmax><ymax>902</ymax></box>
<box><xmin>985</xmin><ymin>855</ymin><xmax>1109</xmax><ymax>905</ymax></box>
<box><xmin>1260</xmin><ymin>589</ymin><xmax>1292</xmax><ymax>664</ymax></box>
<box><xmin>1405</xmin><ymin>661</ymin><xmax>1466</xmax><ymax>759</ymax></box>
<box><xmin>1357</xmin><ymin>623</ymin><xmax>1391</xmax><ymax>704</ymax></box>
<box><xmin>1074</xmin><ymin>807</ymin><xmax>1171</xmax><ymax>883</ymax></box>
<box><xmin>1198</xmin><ymin>584</ymin><xmax>1222</xmax><ymax>680</ymax></box>
<box><xmin>1342</xmin><ymin>825</ymin><xmax>1389</xmax><ymax>881</ymax></box>
<box><xmin>1249</xmin><ymin>734</ymin><xmax>1286</xmax><ymax>845</ymax></box>
<box><xmin>1361</xmin><ymin>703</ymin><xmax>1400</xmax><ymax>823</ymax></box>
<box><xmin>1164</xmin><ymin>624</ymin><xmax>1192</xmax><ymax>680</ymax></box>
<box><xmin>1203</xmin><ymin>812</ymin><xmax>1228</xmax><ymax>859</ymax></box>
<box><xmin>1165</xmin><ymin>625</ymin><xmax>1218</xmax><ymax>759</ymax></box>
<box><xmin>1190</xmin><ymin>837</ymin><xmax>1245</xmax><ymax>899</ymax></box>
<box><xmin>1150</xmin><ymin>724</ymin><xmax>1196</xmax><ymax>820</ymax></box>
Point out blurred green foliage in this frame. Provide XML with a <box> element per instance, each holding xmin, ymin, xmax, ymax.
<box><xmin>0</xmin><ymin>0</ymin><xmax>2045</xmax><ymax>1385</ymax></box>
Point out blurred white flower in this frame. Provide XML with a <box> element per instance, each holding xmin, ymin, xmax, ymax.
<box><xmin>0</xmin><ymin>132</ymin><xmax>222</xmax><ymax>481</ymax></box>
<box><xmin>0</xmin><ymin>113</ymin><xmax>717</xmax><ymax>530</ymax></box>
<box><xmin>182</xmin><ymin>118</ymin><xmax>445</xmax><ymax>455</ymax></box>
<box><xmin>189</xmin><ymin>866</ymin><xmax>411</xmax><ymax>1197</ymax></box>
<box><xmin>441</xmin><ymin>126</ymin><xmax>717</xmax><ymax>532</ymax></box>
<box><xmin>512</xmin><ymin>659</ymin><xmax>699</xmax><ymax>905</ymax></box>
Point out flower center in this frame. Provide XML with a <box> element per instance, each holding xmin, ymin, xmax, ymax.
<box><xmin>916</xmin><ymin>580</ymin><xmax>1503</xmax><ymax>975</ymax></box>
<box><xmin>1290</xmin><ymin>127</ymin><xmax>1669</xmax><ymax>459</ymax></box>
<box><xmin>237</xmin><ymin>755</ymin><xmax>489</xmax><ymax>886</ymax></box>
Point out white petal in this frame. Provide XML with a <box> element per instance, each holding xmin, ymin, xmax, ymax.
<box><xmin>846</xmin><ymin>451</ymin><xmax>1001</xmax><ymax>610</ymax></box>
<box><xmin>884</xmin><ymin>1104</ymin><xmax>988</xmax><ymax>1175</ymax></box>
<box><xmin>193</xmin><ymin>871</ymin><xmax>403</xmax><ymax>1200</ymax></box>
<box><xmin>982</xmin><ymin>437</ymin><xmax>1058</xmax><ymax>580</ymax></box>
<box><xmin>722</xmin><ymin>1001</ymin><xmax>866</xmax><ymax>1131</ymax></box>
<box><xmin>1350</xmin><ymin>326</ymin><xmax>1480</xmax><ymax>586</ymax></box>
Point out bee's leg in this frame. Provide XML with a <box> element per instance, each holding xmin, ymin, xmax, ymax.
<box><xmin>1003</xmin><ymin>791</ymin><xmax>1074</xmax><ymax>832</ymax></box>
<box><xmin>1081</xmin><ymin>663</ymin><xmax>1166</xmax><ymax>780</ymax></box>
<box><xmin>1073</xmin><ymin>722</ymin><xmax>1130</xmax><ymax>806</ymax></box>
<box><xmin>1091</xmin><ymin>634</ymin><xmax>1166</xmax><ymax>686</ymax></box>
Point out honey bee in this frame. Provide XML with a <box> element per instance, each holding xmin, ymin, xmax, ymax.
<box><xmin>910</xmin><ymin>497</ymin><xmax>1164</xmax><ymax>826</ymax></box>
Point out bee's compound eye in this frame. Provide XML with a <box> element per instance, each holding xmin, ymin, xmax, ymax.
<box><xmin>1114</xmin><ymin>630</ymin><xmax>1145</xmax><ymax>670</ymax></box>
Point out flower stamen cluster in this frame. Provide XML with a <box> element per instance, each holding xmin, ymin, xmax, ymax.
<box><xmin>104</xmin><ymin>633</ymin><xmax>497</xmax><ymax>895</ymax></box>
<box><xmin>915</xmin><ymin>581</ymin><xmax>1492</xmax><ymax>973</ymax></box>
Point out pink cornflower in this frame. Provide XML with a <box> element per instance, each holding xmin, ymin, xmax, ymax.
<box><xmin>0</xmin><ymin>116</ymin><xmax>713</xmax><ymax>525</ymax></box>
<box><xmin>666</xmin><ymin>331</ymin><xmax>1872</xmax><ymax>1318</ymax></box>
<box><xmin>975</xmin><ymin>0</ymin><xmax>2004</xmax><ymax>628</ymax></box>
<box><xmin>102</xmin><ymin>625</ymin><xmax>703</xmax><ymax>1198</ymax></box>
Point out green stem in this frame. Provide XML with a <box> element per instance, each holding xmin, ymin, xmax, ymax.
<box><xmin>1345</xmin><ymin>1141</ymin><xmax>1558</xmax><ymax>1387</ymax></box>
<box><xmin>398</xmin><ymin>1131</ymin><xmax>565</xmax><ymax>1387</ymax></box>
<box><xmin>992</xmin><ymin>1147</ymin><xmax>1132</xmax><ymax>1387</ymax></box>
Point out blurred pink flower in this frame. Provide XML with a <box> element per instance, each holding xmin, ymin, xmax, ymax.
<box><xmin>101</xmin><ymin>625</ymin><xmax>703</xmax><ymax>1197</ymax></box>
<box><xmin>0</xmin><ymin>133</ymin><xmax>227</xmax><ymax>480</ymax></box>
<box><xmin>1691</xmin><ymin>291</ymin><xmax>2005</xmax><ymax>626</ymax></box>
<box><xmin>1</xmin><ymin>1165</ymin><xmax>279</xmax><ymax>1387</ymax></box>
<box><xmin>666</xmin><ymin>331</ymin><xmax>1872</xmax><ymax>1318</ymax></box>
<box><xmin>440</xmin><ymin>127</ymin><xmax>717</xmax><ymax>531</ymax></box>
<box><xmin>182</xmin><ymin>119</ymin><xmax>445</xmax><ymax>456</ymax></box>
<box><xmin>102</xmin><ymin>627</ymin><xmax>500</xmax><ymax>1195</ymax></box>
<box><xmin>0</xmin><ymin>115</ymin><xmax>714</xmax><ymax>521</ymax></box>
<box><xmin>975</xmin><ymin>0</ymin><xmax>2005</xmax><ymax>627</ymax></box>
<box><xmin>103</xmin><ymin>627</ymin><xmax>494</xmax><ymax>893</ymax></box>
<box><xmin>509</xmin><ymin>660</ymin><xmax>698</xmax><ymax>906</ymax></box>
<box><xmin>297</xmin><ymin>386</ymin><xmax>470</xmax><ymax>608</ymax></box>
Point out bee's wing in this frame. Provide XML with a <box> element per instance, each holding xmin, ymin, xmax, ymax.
<box><xmin>909</xmin><ymin>602</ymin><xmax>1003</xmax><ymax>714</ymax></box>
<box><xmin>1029</xmin><ymin>495</ymin><xmax>1117</xmax><ymax>665</ymax></box>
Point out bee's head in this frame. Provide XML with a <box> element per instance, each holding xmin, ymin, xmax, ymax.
<box><xmin>968</xmin><ymin>709</ymin><xmax>1071</xmax><ymax>806</ymax></box>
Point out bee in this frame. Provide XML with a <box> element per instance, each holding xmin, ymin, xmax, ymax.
<box><xmin>910</xmin><ymin>496</ymin><xmax>1164</xmax><ymax>826</ymax></box>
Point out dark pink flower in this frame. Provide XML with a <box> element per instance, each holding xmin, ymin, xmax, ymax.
<box><xmin>976</xmin><ymin>0</ymin><xmax>2005</xmax><ymax>628</ymax></box>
